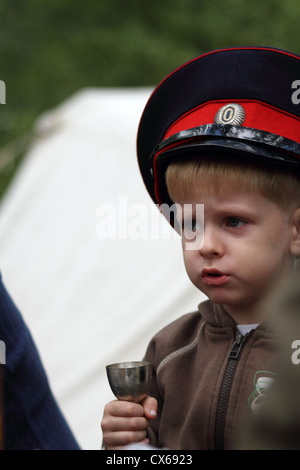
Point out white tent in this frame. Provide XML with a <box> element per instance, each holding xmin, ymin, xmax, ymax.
<box><xmin>0</xmin><ymin>88</ymin><xmax>205</xmax><ymax>450</ymax></box>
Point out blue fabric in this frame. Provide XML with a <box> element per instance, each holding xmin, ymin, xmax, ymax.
<box><xmin>0</xmin><ymin>273</ymin><xmax>80</xmax><ymax>450</ymax></box>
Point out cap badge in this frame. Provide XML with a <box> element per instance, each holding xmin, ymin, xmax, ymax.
<box><xmin>214</xmin><ymin>103</ymin><xmax>246</xmax><ymax>126</ymax></box>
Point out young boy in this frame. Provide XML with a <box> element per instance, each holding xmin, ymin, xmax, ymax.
<box><xmin>101</xmin><ymin>46</ymin><xmax>300</xmax><ymax>450</ymax></box>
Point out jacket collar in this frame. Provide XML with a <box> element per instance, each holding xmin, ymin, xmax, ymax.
<box><xmin>198</xmin><ymin>300</ymin><xmax>236</xmax><ymax>328</ymax></box>
<box><xmin>198</xmin><ymin>299</ymin><xmax>274</xmax><ymax>335</ymax></box>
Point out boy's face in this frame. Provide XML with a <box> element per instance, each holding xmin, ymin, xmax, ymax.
<box><xmin>175</xmin><ymin>188</ymin><xmax>296</xmax><ymax>324</ymax></box>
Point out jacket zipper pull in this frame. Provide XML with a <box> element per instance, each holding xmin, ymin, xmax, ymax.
<box><xmin>228</xmin><ymin>331</ymin><xmax>248</xmax><ymax>360</ymax></box>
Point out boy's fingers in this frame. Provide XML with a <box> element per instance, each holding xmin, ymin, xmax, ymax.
<box><xmin>104</xmin><ymin>399</ymin><xmax>145</xmax><ymax>417</ymax></box>
<box><xmin>105</xmin><ymin>415</ymin><xmax>149</xmax><ymax>432</ymax></box>
<box><xmin>142</xmin><ymin>396</ymin><xmax>158</xmax><ymax>419</ymax></box>
<box><xmin>104</xmin><ymin>430</ymin><xmax>148</xmax><ymax>449</ymax></box>
<box><xmin>102</xmin><ymin>399</ymin><xmax>155</xmax><ymax>450</ymax></box>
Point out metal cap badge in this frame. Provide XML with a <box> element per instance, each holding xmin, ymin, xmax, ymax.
<box><xmin>214</xmin><ymin>103</ymin><xmax>246</xmax><ymax>125</ymax></box>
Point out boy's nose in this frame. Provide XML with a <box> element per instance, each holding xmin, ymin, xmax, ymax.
<box><xmin>199</xmin><ymin>226</ymin><xmax>224</xmax><ymax>258</ymax></box>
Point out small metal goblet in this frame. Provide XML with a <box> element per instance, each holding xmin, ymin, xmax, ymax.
<box><xmin>106</xmin><ymin>361</ymin><xmax>153</xmax><ymax>403</ymax></box>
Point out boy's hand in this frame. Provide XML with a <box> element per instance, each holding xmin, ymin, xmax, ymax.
<box><xmin>101</xmin><ymin>396</ymin><xmax>157</xmax><ymax>450</ymax></box>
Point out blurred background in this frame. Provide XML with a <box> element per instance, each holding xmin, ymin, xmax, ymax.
<box><xmin>0</xmin><ymin>0</ymin><xmax>300</xmax><ymax>450</ymax></box>
<box><xmin>1</xmin><ymin>0</ymin><xmax>300</xmax><ymax>192</ymax></box>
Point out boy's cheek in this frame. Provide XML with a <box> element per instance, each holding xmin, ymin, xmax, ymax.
<box><xmin>182</xmin><ymin>254</ymin><xmax>201</xmax><ymax>284</ymax></box>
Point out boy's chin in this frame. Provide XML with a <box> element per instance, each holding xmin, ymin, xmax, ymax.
<box><xmin>206</xmin><ymin>291</ymin><xmax>256</xmax><ymax>312</ymax></box>
<box><xmin>202</xmin><ymin>289</ymin><xmax>237</xmax><ymax>306</ymax></box>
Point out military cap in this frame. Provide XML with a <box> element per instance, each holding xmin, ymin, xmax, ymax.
<box><xmin>137</xmin><ymin>46</ymin><xmax>300</xmax><ymax>214</ymax></box>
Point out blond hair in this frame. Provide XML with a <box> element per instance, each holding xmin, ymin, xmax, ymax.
<box><xmin>165</xmin><ymin>154</ymin><xmax>300</xmax><ymax>214</ymax></box>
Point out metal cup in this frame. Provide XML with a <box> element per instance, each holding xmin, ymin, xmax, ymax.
<box><xmin>106</xmin><ymin>361</ymin><xmax>153</xmax><ymax>403</ymax></box>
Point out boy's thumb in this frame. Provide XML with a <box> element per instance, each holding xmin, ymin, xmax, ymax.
<box><xmin>142</xmin><ymin>395</ymin><xmax>157</xmax><ymax>419</ymax></box>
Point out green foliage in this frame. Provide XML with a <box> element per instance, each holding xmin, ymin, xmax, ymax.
<box><xmin>0</xmin><ymin>0</ymin><xmax>300</xmax><ymax>197</ymax></box>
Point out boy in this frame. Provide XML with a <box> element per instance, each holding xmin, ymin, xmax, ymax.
<box><xmin>101</xmin><ymin>47</ymin><xmax>300</xmax><ymax>450</ymax></box>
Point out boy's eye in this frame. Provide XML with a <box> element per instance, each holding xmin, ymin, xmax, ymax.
<box><xmin>226</xmin><ymin>217</ymin><xmax>246</xmax><ymax>228</ymax></box>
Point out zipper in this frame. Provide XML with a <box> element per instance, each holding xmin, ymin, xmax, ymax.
<box><xmin>214</xmin><ymin>330</ymin><xmax>249</xmax><ymax>450</ymax></box>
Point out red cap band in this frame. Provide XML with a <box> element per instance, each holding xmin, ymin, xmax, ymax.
<box><xmin>163</xmin><ymin>99</ymin><xmax>300</xmax><ymax>144</ymax></box>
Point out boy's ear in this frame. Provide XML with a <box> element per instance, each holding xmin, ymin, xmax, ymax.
<box><xmin>290</xmin><ymin>208</ymin><xmax>300</xmax><ymax>257</ymax></box>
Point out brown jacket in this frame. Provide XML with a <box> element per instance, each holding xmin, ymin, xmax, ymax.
<box><xmin>144</xmin><ymin>300</ymin><xmax>277</xmax><ymax>450</ymax></box>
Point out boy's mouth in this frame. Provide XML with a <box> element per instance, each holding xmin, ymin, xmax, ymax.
<box><xmin>201</xmin><ymin>269</ymin><xmax>230</xmax><ymax>286</ymax></box>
